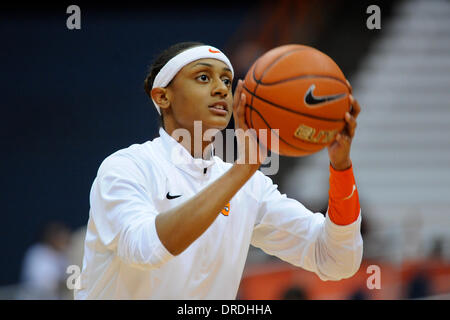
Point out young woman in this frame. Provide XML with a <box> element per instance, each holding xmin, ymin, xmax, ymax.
<box><xmin>75</xmin><ymin>41</ymin><xmax>362</xmax><ymax>299</ymax></box>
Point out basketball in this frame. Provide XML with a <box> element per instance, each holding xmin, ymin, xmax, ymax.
<box><xmin>243</xmin><ymin>44</ymin><xmax>351</xmax><ymax>157</ymax></box>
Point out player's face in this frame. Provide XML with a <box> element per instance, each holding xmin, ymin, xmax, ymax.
<box><xmin>167</xmin><ymin>58</ymin><xmax>234</xmax><ymax>132</ymax></box>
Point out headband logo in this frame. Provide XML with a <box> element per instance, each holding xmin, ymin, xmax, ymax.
<box><xmin>208</xmin><ymin>48</ymin><xmax>221</xmax><ymax>54</ymax></box>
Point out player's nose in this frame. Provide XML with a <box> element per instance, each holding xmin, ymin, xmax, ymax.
<box><xmin>212</xmin><ymin>79</ymin><xmax>228</xmax><ymax>97</ymax></box>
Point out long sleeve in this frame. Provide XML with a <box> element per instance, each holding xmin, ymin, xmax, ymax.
<box><xmin>250</xmin><ymin>171</ymin><xmax>363</xmax><ymax>281</ymax></box>
<box><xmin>89</xmin><ymin>155</ymin><xmax>173</xmax><ymax>270</ymax></box>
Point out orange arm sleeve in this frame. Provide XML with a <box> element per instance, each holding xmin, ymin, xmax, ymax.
<box><xmin>327</xmin><ymin>163</ymin><xmax>360</xmax><ymax>226</ymax></box>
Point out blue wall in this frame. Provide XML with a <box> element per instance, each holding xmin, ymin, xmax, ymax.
<box><xmin>0</xmin><ymin>4</ymin><xmax>251</xmax><ymax>285</ymax></box>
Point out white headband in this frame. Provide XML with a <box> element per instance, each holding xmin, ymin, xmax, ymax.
<box><xmin>151</xmin><ymin>45</ymin><xmax>234</xmax><ymax>115</ymax></box>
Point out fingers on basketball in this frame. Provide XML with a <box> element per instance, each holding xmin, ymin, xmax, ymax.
<box><xmin>243</xmin><ymin>45</ymin><xmax>351</xmax><ymax>157</ymax></box>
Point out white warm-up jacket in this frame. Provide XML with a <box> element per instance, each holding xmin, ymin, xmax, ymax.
<box><xmin>75</xmin><ymin>128</ymin><xmax>363</xmax><ymax>299</ymax></box>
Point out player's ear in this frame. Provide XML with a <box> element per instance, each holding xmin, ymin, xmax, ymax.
<box><xmin>151</xmin><ymin>87</ymin><xmax>170</xmax><ymax>111</ymax></box>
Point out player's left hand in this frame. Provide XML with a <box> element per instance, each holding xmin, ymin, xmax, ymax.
<box><xmin>327</xmin><ymin>83</ymin><xmax>361</xmax><ymax>171</ymax></box>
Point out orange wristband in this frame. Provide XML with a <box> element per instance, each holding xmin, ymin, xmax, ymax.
<box><xmin>327</xmin><ymin>163</ymin><xmax>360</xmax><ymax>225</ymax></box>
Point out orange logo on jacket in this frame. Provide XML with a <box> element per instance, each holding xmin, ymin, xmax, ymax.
<box><xmin>221</xmin><ymin>203</ymin><xmax>230</xmax><ymax>216</ymax></box>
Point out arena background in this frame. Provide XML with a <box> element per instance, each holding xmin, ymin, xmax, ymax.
<box><xmin>1</xmin><ymin>0</ymin><xmax>449</xmax><ymax>299</ymax></box>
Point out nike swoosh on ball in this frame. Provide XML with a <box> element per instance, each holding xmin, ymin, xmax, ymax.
<box><xmin>304</xmin><ymin>84</ymin><xmax>345</xmax><ymax>106</ymax></box>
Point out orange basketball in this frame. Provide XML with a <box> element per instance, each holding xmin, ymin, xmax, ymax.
<box><xmin>243</xmin><ymin>44</ymin><xmax>351</xmax><ymax>157</ymax></box>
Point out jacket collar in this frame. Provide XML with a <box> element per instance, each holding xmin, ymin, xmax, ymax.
<box><xmin>158</xmin><ymin>127</ymin><xmax>215</xmax><ymax>179</ymax></box>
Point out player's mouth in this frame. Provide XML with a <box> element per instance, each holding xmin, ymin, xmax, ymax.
<box><xmin>208</xmin><ymin>101</ymin><xmax>228</xmax><ymax>116</ymax></box>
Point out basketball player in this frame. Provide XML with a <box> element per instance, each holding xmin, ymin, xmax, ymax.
<box><xmin>75</xmin><ymin>42</ymin><xmax>362</xmax><ymax>299</ymax></box>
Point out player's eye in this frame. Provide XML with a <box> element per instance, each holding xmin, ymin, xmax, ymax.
<box><xmin>197</xmin><ymin>74</ymin><xmax>209</xmax><ymax>82</ymax></box>
<box><xmin>222</xmin><ymin>78</ymin><xmax>231</xmax><ymax>87</ymax></box>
